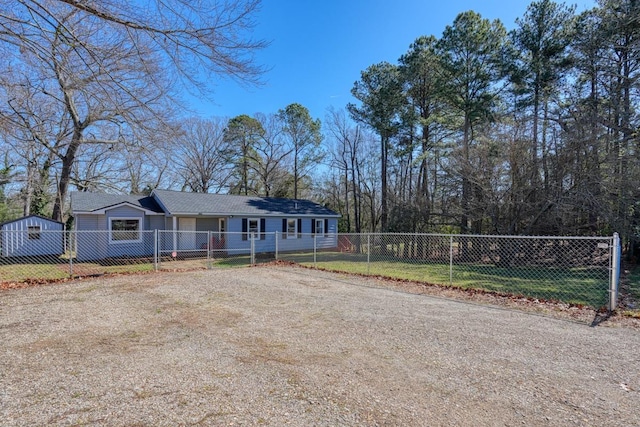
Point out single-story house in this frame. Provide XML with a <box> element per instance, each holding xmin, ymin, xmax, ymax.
<box><xmin>71</xmin><ymin>189</ymin><xmax>340</xmax><ymax>261</ymax></box>
<box><xmin>0</xmin><ymin>215</ymin><xmax>65</xmax><ymax>257</ymax></box>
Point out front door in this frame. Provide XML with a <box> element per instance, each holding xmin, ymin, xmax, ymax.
<box><xmin>178</xmin><ymin>217</ymin><xmax>196</xmax><ymax>250</ymax></box>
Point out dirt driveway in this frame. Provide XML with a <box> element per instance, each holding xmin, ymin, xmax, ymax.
<box><xmin>1</xmin><ymin>266</ymin><xmax>638</xmax><ymax>426</ymax></box>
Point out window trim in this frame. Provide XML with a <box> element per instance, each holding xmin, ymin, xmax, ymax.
<box><xmin>286</xmin><ymin>218</ymin><xmax>298</xmax><ymax>239</ymax></box>
<box><xmin>108</xmin><ymin>217</ymin><xmax>142</xmax><ymax>244</ymax></box>
<box><xmin>218</xmin><ymin>218</ymin><xmax>226</xmax><ymax>239</ymax></box>
<box><xmin>248</xmin><ymin>217</ymin><xmax>260</xmax><ymax>239</ymax></box>
<box><xmin>314</xmin><ymin>219</ymin><xmax>324</xmax><ymax>236</ymax></box>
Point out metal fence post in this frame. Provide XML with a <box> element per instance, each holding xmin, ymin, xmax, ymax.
<box><xmin>449</xmin><ymin>235</ymin><xmax>453</xmax><ymax>286</ymax></box>
<box><xmin>314</xmin><ymin>234</ymin><xmax>317</xmax><ymax>267</ymax></box>
<box><xmin>610</xmin><ymin>232</ymin><xmax>621</xmax><ymax>311</ymax></box>
<box><xmin>206</xmin><ymin>230</ymin><xmax>211</xmax><ymax>269</ymax></box>
<box><xmin>367</xmin><ymin>233</ymin><xmax>370</xmax><ymax>275</ymax></box>
<box><xmin>250</xmin><ymin>234</ymin><xmax>255</xmax><ymax>265</ymax></box>
<box><xmin>69</xmin><ymin>231</ymin><xmax>74</xmax><ymax>278</ymax></box>
<box><xmin>275</xmin><ymin>231</ymin><xmax>279</xmax><ymax>260</ymax></box>
<box><xmin>154</xmin><ymin>229</ymin><xmax>158</xmax><ymax>272</ymax></box>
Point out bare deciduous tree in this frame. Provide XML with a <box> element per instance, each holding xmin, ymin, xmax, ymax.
<box><xmin>0</xmin><ymin>0</ymin><xmax>266</xmax><ymax>220</ymax></box>
<box><xmin>174</xmin><ymin>117</ymin><xmax>233</xmax><ymax>193</ymax></box>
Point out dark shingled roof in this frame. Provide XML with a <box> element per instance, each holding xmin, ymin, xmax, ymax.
<box><xmin>0</xmin><ymin>214</ymin><xmax>64</xmax><ymax>227</ymax></box>
<box><xmin>71</xmin><ymin>192</ymin><xmax>164</xmax><ymax>213</ymax></box>
<box><xmin>71</xmin><ymin>190</ymin><xmax>339</xmax><ymax>218</ymax></box>
<box><xmin>152</xmin><ymin>189</ymin><xmax>339</xmax><ymax>217</ymax></box>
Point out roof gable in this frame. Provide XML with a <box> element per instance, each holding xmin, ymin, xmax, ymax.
<box><xmin>71</xmin><ymin>192</ymin><xmax>164</xmax><ymax>215</ymax></box>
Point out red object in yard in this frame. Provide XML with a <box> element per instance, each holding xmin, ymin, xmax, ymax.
<box><xmin>201</xmin><ymin>236</ymin><xmax>226</xmax><ymax>250</ymax></box>
<box><xmin>338</xmin><ymin>236</ymin><xmax>354</xmax><ymax>252</ymax></box>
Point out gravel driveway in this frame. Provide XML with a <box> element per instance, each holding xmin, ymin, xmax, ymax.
<box><xmin>1</xmin><ymin>266</ymin><xmax>638</xmax><ymax>426</ymax></box>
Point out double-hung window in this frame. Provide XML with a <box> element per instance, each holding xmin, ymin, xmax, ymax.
<box><xmin>242</xmin><ymin>218</ymin><xmax>265</xmax><ymax>240</ymax></box>
<box><xmin>283</xmin><ymin>218</ymin><xmax>301</xmax><ymax>239</ymax></box>
<box><xmin>286</xmin><ymin>218</ymin><xmax>297</xmax><ymax>239</ymax></box>
<box><xmin>248</xmin><ymin>218</ymin><xmax>259</xmax><ymax>238</ymax></box>
<box><xmin>314</xmin><ymin>219</ymin><xmax>324</xmax><ymax>236</ymax></box>
<box><xmin>109</xmin><ymin>218</ymin><xmax>141</xmax><ymax>243</ymax></box>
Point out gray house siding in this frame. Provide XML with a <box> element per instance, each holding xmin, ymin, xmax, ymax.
<box><xmin>0</xmin><ymin>216</ymin><xmax>64</xmax><ymax>257</ymax></box>
<box><xmin>278</xmin><ymin>217</ymin><xmax>338</xmax><ymax>252</ymax></box>
<box><xmin>75</xmin><ymin>214</ymin><xmax>107</xmax><ymax>261</ymax></box>
<box><xmin>105</xmin><ymin>206</ymin><xmax>150</xmax><ymax>258</ymax></box>
<box><xmin>149</xmin><ymin>216</ymin><xmax>165</xmax><ymax>230</ymax></box>
<box><xmin>224</xmin><ymin>217</ymin><xmax>338</xmax><ymax>255</ymax></box>
<box><xmin>75</xmin><ymin>206</ymin><xmax>162</xmax><ymax>261</ymax></box>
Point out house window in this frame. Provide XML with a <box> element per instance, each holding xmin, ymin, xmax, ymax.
<box><xmin>248</xmin><ymin>218</ymin><xmax>260</xmax><ymax>238</ymax></box>
<box><xmin>242</xmin><ymin>218</ymin><xmax>265</xmax><ymax>240</ymax></box>
<box><xmin>109</xmin><ymin>218</ymin><xmax>141</xmax><ymax>243</ymax></box>
<box><xmin>218</xmin><ymin>218</ymin><xmax>226</xmax><ymax>236</ymax></box>
<box><xmin>287</xmin><ymin>218</ymin><xmax>297</xmax><ymax>238</ymax></box>
<box><xmin>315</xmin><ymin>219</ymin><xmax>324</xmax><ymax>236</ymax></box>
<box><xmin>28</xmin><ymin>225</ymin><xmax>41</xmax><ymax>240</ymax></box>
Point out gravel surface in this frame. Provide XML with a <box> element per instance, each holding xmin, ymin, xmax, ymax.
<box><xmin>1</xmin><ymin>266</ymin><xmax>639</xmax><ymax>426</ymax></box>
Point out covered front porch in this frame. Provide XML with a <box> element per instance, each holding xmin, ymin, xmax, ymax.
<box><xmin>163</xmin><ymin>216</ymin><xmax>228</xmax><ymax>253</ymax></box>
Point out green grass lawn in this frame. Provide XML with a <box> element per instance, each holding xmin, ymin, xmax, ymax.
<box><xmin>624</xmin><ymin>266</ymin><xmax>640</xmax><ymax>316</ymax></box>
<box><xmin>627</xmin><ymin>266</ymin><xmax>640</xmax><ymax>299</ymax></box>
<box><xmin>0</xmin><ymin>252</ymin><xmax>256</xmax><ymax>284</ymax></box>
<box><xmin>0</xmin><ymin>260</ymin><xmax>156</xmax><ymax>283</ymax></box>
<box><xmin>282</xmin><ymin>251</ymin><xmax>610</xmax><ymax>308</ymax></box>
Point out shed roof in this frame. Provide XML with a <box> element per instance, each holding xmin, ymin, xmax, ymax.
<box><xmin>0</xmin><ymin>214</ymin><xmax>64</xmax><ymax>228</ymax></box>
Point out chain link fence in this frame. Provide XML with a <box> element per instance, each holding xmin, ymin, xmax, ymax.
<box><xmin>0</xmin><ymin>229</ymin><xmax>621</xmax><ymax>309</ymax></box>
<box><xmin>282</xmin><ymin>233</ymin><xmax>618</xmax><ymax>310</ymax></box>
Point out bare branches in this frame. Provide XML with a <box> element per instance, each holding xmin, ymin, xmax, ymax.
<box><xmin>0</xmin><ymin>0</ymin><xmax>266</xmax><ymax>220</ymax></box>
<box><xmin>52</xmin><ymin>0</ymin><xmax>268</xmax><ymax>86</ymax></box>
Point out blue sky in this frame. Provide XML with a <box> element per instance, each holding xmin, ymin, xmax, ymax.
<box><xmin>191</xmin><ymin>0</ymin><xmax>596</xmax><ymax>121</ymax></box>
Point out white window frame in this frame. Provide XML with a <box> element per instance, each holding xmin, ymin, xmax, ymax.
<box><xmin>248</xmin><ymin>218</ymin><xmax>260</xmax><ymax>239</ymax></box>
<box><xmin>218</xmin><ymin>218</ymin><xmax>226</xmax><ymax>239</ymax></box>
<box><xmin>315</xmin><ymin>219</ymin><xmax>324</xmax><ymax>236</ymax></box>
<box><xmin>109</xmin><ymin>217</ymin><xmax>142</xmax><ymax>244</ymax></box>
<box><xmin>286</xmin><ymin>218</ymin><xmax>298</xmax><ymax>239</ymax></box>
<box><xmin>27</xmin><ymin>225</ymin><xmax>41</xmax><ymax>240</ymax></box>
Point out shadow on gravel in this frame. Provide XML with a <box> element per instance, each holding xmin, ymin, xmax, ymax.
<box><xmin>590</xmin><ymin>311</ymin><xmax>613</xmax><ymax>327</ymax></box>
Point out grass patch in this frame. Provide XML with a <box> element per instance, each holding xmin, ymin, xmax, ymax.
<box><xmin>0</xmin><ymin>262</ymin><xmax>71</xmax><ymax>282</ymax></box>
<box><xmin>284</xmin><ymin>251</ymin><xmax>609</xmax><ymax>308</ymax></box>
<box><xmin>626</xmin><ymin>266</ymin><xmax>640</xmax><ymax>301</ymax></box>
<box><xmin>621</xmin><ymin>265</ymin><xmax>640</xmax><ymax>317</ymax></box>
<box><xmin>0</xmin><ymin>258</ymin><xmax>155</xmax><ymax>284</ymax></box>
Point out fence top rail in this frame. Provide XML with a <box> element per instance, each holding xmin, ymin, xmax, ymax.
<box><xmin>60</xmin><ymin>230</ymin><xmax>615</xmax><ymax>241</ymax></box>
<box><xmin>343</xmin><ymin>232</ymin><xmax>613</xmax><ymax>241</ymax></box>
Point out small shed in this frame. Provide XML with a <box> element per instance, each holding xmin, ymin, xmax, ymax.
<box><xmin>0</xmin><ymin>215</ymin><xmax>65</xmax><ymax>257</ymax></box>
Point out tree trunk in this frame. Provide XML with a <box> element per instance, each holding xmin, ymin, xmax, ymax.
<box><xmin>52</xmin><ymin>130</ymin><xmax>82</xmax><ymax>222</ymax></box>
<box><xmin>381</xmin><ymin>134</ymin><xmax>388</xmax><ymax>232</ymax></box>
